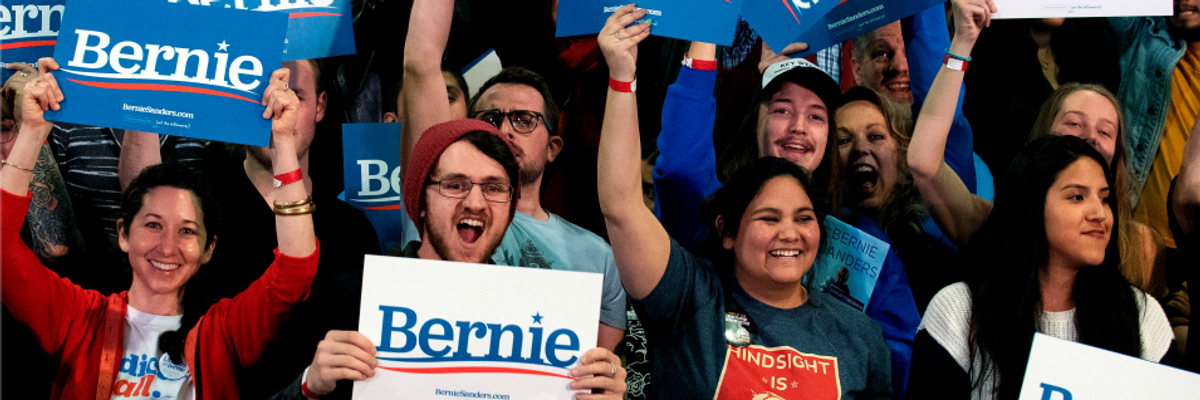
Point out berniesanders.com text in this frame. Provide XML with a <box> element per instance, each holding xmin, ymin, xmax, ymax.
<box><xmin>435</xmin><ymin>388</ymin><xmax>510</xmax><ymax>400</ymax></box>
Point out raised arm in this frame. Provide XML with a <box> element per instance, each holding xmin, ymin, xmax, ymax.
<box><xmin>399</xmin><ymin>0</ymin><xmax>455</xmax><ymax>175</ymax></box>
<box><xmin>597</xmin><ymin>6</ymin><xmax>666</xmax><ymax>300</ymax></box>
<box><xmin>262</xmin><ymin>68</ymin><xmax>317</xmax><ymax>257</ymax></box>
<box><xmin>906</xmin><ymin>0</ymin><xmax>995</xmax><ymax>246</ymax></box>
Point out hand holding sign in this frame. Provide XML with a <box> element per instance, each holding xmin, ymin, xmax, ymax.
<box><xmin>305</xmin><ymin>330</ymin><xmax>379</xmax><ymax>396</ymax></box>
<box><xmin>18</xmin><ymin>58</ymin><xmax>64</xmax><ymax>136</ymax></box>
<box><xmin>262</xmin><ymin>67</ymin><xmax>303</xmax><ymax>160</ymax></box>
<box><xmin>567</xmin><ymin>348</ymin><xmax>627</xmax><ymax>399</ymax></box>
<box><xmin>3</xmin><ymin>63</ymin><xmax>41</xmax><ymax>133</ymax></box>
<box><xmin>599</xmin><ymin>5</ymin><xmax>650</xmax><ymax>83</ymax></box>
<box><xmin>951</xmin><ymin>0</ymin><xmax>999</xmax><ymax>52</ymax></box>
<box><xmin>758</xmin><ymin>41</ymin><xmax>810</xmax><ymax>74</ymax></box>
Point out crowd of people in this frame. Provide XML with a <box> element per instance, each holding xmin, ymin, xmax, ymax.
<box><xmin>1</xmin><ymin>0</ymin><xmax>1198</xmax><ymax>398</ymax></box>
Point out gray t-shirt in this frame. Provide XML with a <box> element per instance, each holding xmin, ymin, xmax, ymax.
<box><xmin>492</xmin><ymin>211</ymin><xmax>627</xmax><ymax>330</ymax></box>
<box><xmin>635</xmin><ymin>239</ymin><xmax>892</xmax><ymax>399</ymax></box>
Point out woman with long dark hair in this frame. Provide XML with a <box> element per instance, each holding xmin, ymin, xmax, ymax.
<box><xmin>906</xmin><ymin>135</ymin><xmax>1173</xmax><ymax>399</ymax></box>
<box><xmin>597</xmin><ymin>7</ymin><xmax>891</xmax><ymax>398</ymax></box>
<box><xmin>1</xmin><ymin>59</ymin><xmax>319</xmax><ymax>399</ymax></box>
<box><xmin>906</xmin><ymin>0</ymin><xmax>1161</xmax><ymax>296</ymax></box>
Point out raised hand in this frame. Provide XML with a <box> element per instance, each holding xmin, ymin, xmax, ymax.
<box><xmin>950</xmin><ymin>0</ymin><xmax>998</xmax><ymax>50</ymax></box>
<box><xmin>758</xmin><ymin>41</ymin><xmax>810</xmax><ymax>74</ymax></box>
<box><xmin>18</xmin><ymin>58</ymin><xmax>64</xmax><ymax>139</ymax></box>
<box><xmin>261</xmin><ymin>68</ymin><xmax>300</xmax><ymax>150</ymax></box>
<box><xmin>599</xmin><ymin>4</ymin><xmax>651</xmax><ymax>82</ymax></box>
<box><xmin>3</xmin><ymin>63</ymin><xmax>40</xmax><ymax>134</ymax></box>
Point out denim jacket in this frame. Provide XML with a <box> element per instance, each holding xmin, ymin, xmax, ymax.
<box><xmin>1108</xmin><ymin>17</ymin><xmax>1187</xmax><ymax>206</ymax></box>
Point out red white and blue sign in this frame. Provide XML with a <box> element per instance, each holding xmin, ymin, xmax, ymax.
<box><xmin>355</xmin><ymin>256</ymin><xmax>602</xmax><ymax>399</ymax></box>
<box><xmin>0</xmin><ymin>0</ymin><xmax>65</xmax><ymax>83</ymax></box>
<box><xmin>342</xmin><ymin>123</ymin><xmax>410</xmax><ymax>253</ymax></box>
<box><xmin>44</xmin><ymin>0</ymin><xmax>286</xmax><ymax>146</ymax></box>
<box><xmin>555</xmin><ymin>0</ymin><xmax>744</xmax><ymax>47</ymax></box>
<box><xmin>797</xmin><ymin>0</ymin><xmax>947</xmax><ymax>56</ymax></box>
<box><xmin>164</xmin><ymin>0</ymin><xmax>356</xmax><ymax>61</ymax></box>
<box><xmin>740</xmin><ymin>0</ymin><xmax>840</xmax><ymax>54</ymax></box>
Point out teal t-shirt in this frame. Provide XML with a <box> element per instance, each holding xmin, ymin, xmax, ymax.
<box><xmin>492</xmin><ymin>211</ymin><xmax>627</xmax><ymax>330</ymax></box>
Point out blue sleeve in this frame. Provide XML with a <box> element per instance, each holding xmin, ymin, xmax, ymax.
<box><xmin>652</xmin><ymin>67</ymin><xmax>724</xmax><ymax>252</ymax></box>
<box><xmin>865</xmin><ymin>246</ymin><xmax>919</xmax><ymax>399</ymax></box>
<box><xmin>903</xmin><ymin>4</ymin><xmax>977</xmax><ymax>195</ymax></box>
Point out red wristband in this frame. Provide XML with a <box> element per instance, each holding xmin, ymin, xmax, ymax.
<box><xmin>943</xmin><ymin>54</ymin><xmax>968</xmax><ymax>72</ymax></box>
<box><xmin>301</xmin><ymin>381</ymin><xmax>321</xmax><ymax>399</ymax></box>
<box><xmin>274</xmin><ymin>169</ymin><xmax>303</xmax><ymax>189</ymax></box>
<box><xmin>682</xmin><ymin>54</ymin><xmax>717</xmax><ymax>71</ymax></box>
<box><xmin>609</xmin><ymin>76</ymin><xmax>637</xmax><ymax>93</ymax></box>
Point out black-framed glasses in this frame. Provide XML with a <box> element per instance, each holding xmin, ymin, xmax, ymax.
<box><xmin>427</xmin><ymin>178</ymin><xmax>514</xmax><ymax>203</ymax></box>
<box><xmin>472</xmin><ymin>109</ymin><xmax>545</xmax><ymax>134</ymax></box>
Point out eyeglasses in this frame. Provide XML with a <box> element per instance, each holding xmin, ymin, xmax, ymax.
<box><xmin>472</xmin><ymin>109</ymin><xmax>545</xmax><ymax>134</ymax></box>
<box><xmin>427</xmin><ymin>178</ymin><xmax>514</xmax><ymax>203</ymax></box>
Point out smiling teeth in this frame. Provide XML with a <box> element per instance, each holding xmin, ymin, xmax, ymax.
<box><xmin>855</xmin><ymin>165</ymin><xmax>874</xmax><ymax>172</ymax></box>
<box><xmin>887</xmin><ymin>83</ymin><xmax>910</xmax><ymax>90</ymax></box>
<box><xmin>783</xmin><ymin>144</ymin><xmax>807</xmax><ymax>151</ymax></box>
<box><xmin>770</xmin><ymin>250</ymin><xmax>800</xmax><ymax>257</ymax></box>
<box><xmin>151</xmin><ymin>260</ymin><xmax>180</xmax><ymax>271</ymax></box>
<box><xmin>460</xmin><ymin>219</ymin><xmax>483</xmax><ymax>227</ymax></box>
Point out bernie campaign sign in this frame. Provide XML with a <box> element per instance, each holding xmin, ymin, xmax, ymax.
<box><xmin>556</xmin><ymin>0</ymin><xmax>743</xmax><ymax>46</ymax></box>
<box><xmin>0</xmin><ymin>0</ymin><xmax>65</xmax><ymax>82</ymax></box>
<box><xmin>741</xmin><ymin>0</ymin><xmax>840</xmax><ymax>55</ymax></box>
<box><xmin>1018</xmin><ymin>334</ymin><xmax>1200</xmax><ymax>400</ymax></box>
<box><xmin>356</xmin><ymin>255</ymin><xmax>602</xmax><ymax>399</ymax></box>
<box><xmin>797</xmin><ymin>0</ymin><xmax>947</xmax><ymax>57</ymax></box>
<box><xmin>342</xmin><ymin>123</ymin><xmax>414</xmax><ymax>254</ymax></box>
<box><xmin>44</xmin><ymin>0</ymin><xmax>286</xmax><ymax>146</ymax></box>
<box><xmin>810</xmin><ymin>215</ymin><xmax>887</xmax><ymax>311</ymax></box>
<box><xmin>165</xmin><ymin>0</ymin><xmax>355</xmax><ymax>61</ymax></box>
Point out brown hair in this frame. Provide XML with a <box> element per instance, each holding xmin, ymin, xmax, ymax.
<box><xmin>828</xmin><ymin>86</ymin><xmax>924</xmax><ymax>238</ymax></box>
<box><xmin>1028</xmin><ymin>82</ymin><xmax>1149</xmax><ymax>290</ymax></box>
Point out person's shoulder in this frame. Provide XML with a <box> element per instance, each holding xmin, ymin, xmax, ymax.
<box><xmin>924</xmin><ymin>282</ymin><xmax>972</xmax><ymax>323</ymax></box>
<box><xmin>808</xmin><ymin>290</ymin><xmax>882</xmax><ymax>333</ymax></box>
<box><xmin>1130</xmin><ymin>286</ymin><xmax>1174</xmax><ymax>361</ymax></box>
<box><xmin>547</xmin><ymin>213</ymin><xmax>610</xmax><ymax>246</ymax></box>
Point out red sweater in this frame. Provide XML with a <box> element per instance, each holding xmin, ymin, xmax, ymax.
<box><xmin>1</xmin><ymin>189</ymin><xmax>320</xmax><ymax>399</ymax></box>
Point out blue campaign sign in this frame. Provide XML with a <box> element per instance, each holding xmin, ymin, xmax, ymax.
<box><xmin>741</xmin><ymin>0</ymin><xmax>840</xmax><ymax>54</ymax></box>
<box><xmin>0</xmin><ymin>0</ymin><xmax>65</xmax><ymax>83</ymax></box>
<box><xmin>556</xmin><ymin>0</ymin><xmax>743</xmax><ymax>46</ymax></box>
<box><xmin>811</xmin><ymin>215</ymin><xmax>888</xmax><ymax>311</ymax></box>
<box><xmin>44</xmin><ymin>0</ymin><xmax>286</xmax><ymax>146</ymax></box>
<box><xmin>164</xmin><ymin>0</ymin><xmax>355</xmax><ymax>61</ymax></box>
<box><xmin>798</xmin><ymin>0</ymin><xmax>946</xmax><ymax>56</ymax></box>
<box><xmin>342</xmin><ymin>123</ymin><xmax>411</xmax><ymax>253</ymax></box>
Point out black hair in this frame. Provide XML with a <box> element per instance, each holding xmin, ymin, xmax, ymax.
<box><xmin>117</xmin><ymin>163</ymin><xmax>221</xmax><ymax>365</ymax></box>
<box><xmin>966</xmin><ymin>135</ymin><xmax>1142</xmax><ymax>398</ymax></box>
<box><xmin>466</xmin><ymin>66</ymin><xmax>559</xmax><ymax>136</ymax></box>
<box><xmin>385</xmin><ymin>66</ymin><xmax>471</xmax><ymax>116</ymax></box>
<box><xmin>700</xmin><ymin>157</ymin><xmax>827</xmax><ymax>265</ymax></box>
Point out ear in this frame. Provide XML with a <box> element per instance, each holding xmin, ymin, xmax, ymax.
<box><xmin>198</xmin><ymin>235</ymin><xmax>217</xmax><ymax>265</ymax></box>
<box><xmin>716</xmin><ymin>216</ymin><xmax>735</xmax><ymax>250</ymax></box>
<box><xmin>315</xmin><ymin>90</ymin><xmax>328</xmax><ymax>123</ymax></box>
<box><xmin>546</xmin><ymin>135</ymin><xmax>564</xmax><ymax>163</ymax></box>
<box><xmin>383</xmin><ymin>112</ymin><xmax>399</xmax><ymax>123</ymax></box>
<box><xmin>116</xmin><ymin>218</ymin><xmax>131</xmax><ymax>253</ymax></box>
<box><xmin>850</xmin><ymin>55</ymin><xmax>863</xmax><ymax>83</ymax></box>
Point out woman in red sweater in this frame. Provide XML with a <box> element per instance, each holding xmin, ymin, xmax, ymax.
<box><xmin>1</xmin><ymin>58</ymin><xmax>320</xmax><ymax>399</ymax></box>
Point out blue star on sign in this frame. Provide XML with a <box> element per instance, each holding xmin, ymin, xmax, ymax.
<box><xmin>532</xmin><ymin>312</ymin><xmax>544</xmax><ymax>325</ymax></box>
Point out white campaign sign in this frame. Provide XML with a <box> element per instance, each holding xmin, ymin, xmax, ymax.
<box><xmin>354</xmin><ymin>255</ymin><xmax>602</xmax><ymax>399</ymax></box>
<box><xmin>1018</xmin><ymin>333</ymin><xmax>1200</xmax><ymax>400</ymax></box>
<box><xmin>992</xmin><ymin>0</ymin><xmax>1172</xmax><ymax>19</ymax></box>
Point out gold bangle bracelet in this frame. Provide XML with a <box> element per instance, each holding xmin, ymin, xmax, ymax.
<box><xmin>1</xmin><ymin>159</ymin><xmax>33</xmax><ymax>173</ymax></box>
<box><xmin>274</xmin><ymin>195</ymin><xmax>313</xmax><ymax>209</ymax></box>
<box><xmin>273</xmin><ymin>202</ymin><xmax>316</xmax><ymax>216</ymax></box>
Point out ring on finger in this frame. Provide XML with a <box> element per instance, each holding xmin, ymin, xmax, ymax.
<box><xmin>615</xmin><ymin>31</ymin><xmax>623</xmax><ymax>40</ymax></box>
<box><xmin>608</xmin><ymin>361</ymin><xmax>616</xmax><ymax>377</ymax></box>
<box><xmin>20</xmin><ymin>72</ymin><xmax>29</xmax><ymax>78</ymax></box>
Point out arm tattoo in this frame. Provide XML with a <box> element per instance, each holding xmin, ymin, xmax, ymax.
<box><xmin>26</xmin><ymin>143</ymin><xmax>82</xmax><ymax>261</ymax></box>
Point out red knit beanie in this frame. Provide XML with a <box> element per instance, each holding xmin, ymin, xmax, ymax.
<box><xmin>403</xmin><ymin>119</ymin><xmax>514</xmax><ymax>234</ymax></box>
